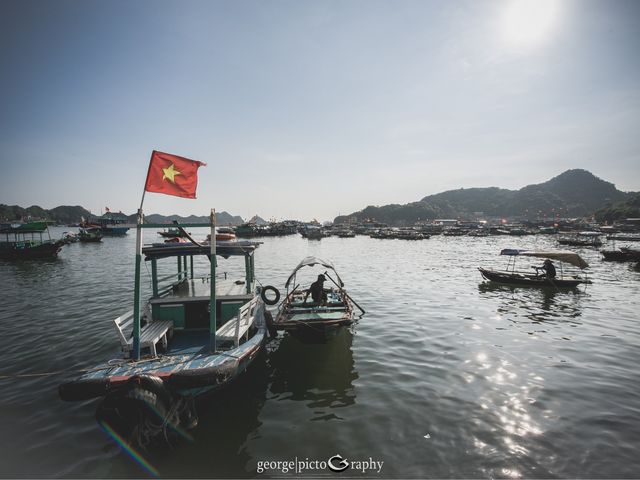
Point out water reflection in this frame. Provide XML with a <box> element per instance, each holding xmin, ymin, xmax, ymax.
<box><xmin>478</xmin><ymin>282</ymin><xmax>583</xmax><ymax>326</ymax></box>
<box><xmin>268</xmin><ymin>329</ymin><xmax>358</xmax><ymax>420</ymax></box>
<box><xmin>465</xmin><ymin>351</ymin><xmax>547</xmax><ymax>478</ymax></box>
<box><xmin>148</xmin><ymin>353</ymin><xmax>271</xmax><ymax>478</ymax></box>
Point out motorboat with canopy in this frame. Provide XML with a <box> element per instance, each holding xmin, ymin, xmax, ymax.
<box><xmin>0</xmin><ymin>221</ymin><xmax>64</xmax><ymax>259</ymax></box>
<box><xmin>59</xmin><ymin>213</ymin><xmax>268</xmax><ymax>446</ymax></box>
<box><xmin>273</xmin><ymin>256</ymin><xmax>364</xmax><ymax>340</ymax></box>
<box><xmin>479</xmin><ymin>249</ymin><xmax>590</xmax><ymax>288</ymax></box>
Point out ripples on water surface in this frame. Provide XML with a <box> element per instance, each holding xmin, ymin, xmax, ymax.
<box><xmin>1</xmin><ymin>229</ymin><xmax>639</xmax><ymax>478</ymax></box>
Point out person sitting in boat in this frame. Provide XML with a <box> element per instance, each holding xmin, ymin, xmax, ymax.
<box><xmin>304</xmin><ymin>274</ymin><xmax>327</xmax><ymax>304</ymax></box>
<box><xmin>541</xmin><ymin>259</ymin><xmax>557</xmax><ymax>278</ymax></box>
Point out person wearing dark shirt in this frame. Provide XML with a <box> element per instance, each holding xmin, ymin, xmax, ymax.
<box><xmin>304</xmin><ymin>274</ymin><xmax>326</xmax><ymax>304</ymax></box>
<box><xmin>542</xmin><ymin>259</ymin><xmax>556</xmax><ymax>278</ymax></box>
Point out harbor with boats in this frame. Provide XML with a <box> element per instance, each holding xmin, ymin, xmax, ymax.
<box><xmin>1</xmin><ymin>150</ymin><xmax>640</xmax><ymax>478</ymax></box>
<box><xmin>1</xmin><ymin>215</ymin><xmax>640</xmax><ymax>476</ymax></box>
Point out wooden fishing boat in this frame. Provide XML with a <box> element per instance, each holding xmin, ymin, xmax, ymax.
<box><xmin>158</xmin><ymin>227</ymin><xmax>190</xmax><ymax>238</ymax></box>
<box><xmin>205</xmin><ymin>227</ymin><xmax>237</xmax><ymax>242</ymax></box>
<box><xmin>273</xmin><ymin>257</ymin><xmax>364</xmax><ymax>341</ymax></box>
<box><xmin>59</xmin><ymin>215</ymin><xmax>268</xmax><ymax>446</ymax></box>
<box><xmin>392</xmin><ymin>228</ymin><xmax>428</xmax><ymax>240</ymax></box>
<box><xmin>0</xmin><ymin>221</ymin><xmax>64</xmax><ymax>259</ymax></box>
<box><xmin>300</xmin><ymin>226</ymin><xmax>325</xmax><ymax>239</ymax></box>
<box><xmin>335</xmin><ymin>228</ymin><xmax>356</xmax><ymax>238</ymax></box>
<box><xmin>601</xmin><ymin>247</ymin><xmax>640</xmax><ymax>262</ymax></box>
<box><xmin>78</xmin><ymin>226</ymin><xmax>103</xmax><ymax>242</ymax></box>
<box><xmin>61</xmin><ymin>232</ymin><xmax>79</xmax><ymax>244</ymax></box>
<box><xmin>558</xmin><ymin>231</ymin><xmax>603</xmax><ymax>247</ymax></box>
<box><xmin>606</xmin><ymin>234</ymin><xmax>640</xmax><ymax>242</ymax></box>
<box><xmin>479</xmin><ymin>249</ymin><xmax>590</xmax><ymax>289</ymax></box>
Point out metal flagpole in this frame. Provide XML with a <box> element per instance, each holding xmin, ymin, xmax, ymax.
<box><xmin>209</xmin><ymin>209</ymin><xmax>217</xmax><ymax>352</ymax></box>
<box><xmin>132</xmin><ymin>207</ymin><xmax>143</xmax><ymax>361</ymax></box>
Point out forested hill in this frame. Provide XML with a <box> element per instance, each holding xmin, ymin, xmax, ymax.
<box><xmin>0</xmin><ymin>204</ymin><xmax>91</xmax><ymax>224</ymax></box>
<box><xmin>0</xmin><ymin>204</ymin><xmax>244</xmax><ymax>225</ymax></box>
<box><xmin>334</xmin><ymin>169</ymin><xmax>632</xmax><ymax>225</ymax></box>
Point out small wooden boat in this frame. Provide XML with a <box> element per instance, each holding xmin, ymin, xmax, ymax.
<box><xmin>205</xmin><ymin>227</ymin><xmax>237</xmax><ymax>242</ymax></box>
<box><xmin>61</xmin><ymin>232</ymin><xmax>79</xmax><ymax>244</ymax></box>
<box><xmin>59</xmin><ymin>217</ymin><xmax>268</xmax><ymax>446</ymax></box>
<box><xmin>392</xmin><ymin>228</ymin><xmax>428</xmax><ymax>240</ymax></box>
<box><xmin>0</xmin><ymin>222</ymin><xmax>64</xmax><ymax>259</ymax></box>
<box><xmin>78</xmin><ymin>226</ymin><xmax>103</xmax><ymax>242</ymax></box>
<box><xmin>273</xmin><ymin>257</ymin><xmax>364</xmax><ymax>341</ymax></box>
<box><xmin>158</xmin><ymin>227</ymin><xmax>190</xmax><ymax>238</ymax></box>
<box><xmin>335</xmin><ymin>229</ymin><xmax>356</xmax><ymax>238</ymax></box>
<box><xmin>558</xmin><ymin>231</ymin><xmax>603</xmax><ymax>247</ymax></box>
<box><xmin>601</xmin><ymin>247</ymin><xmax>640</xmax><ymax>262</ymax></box>
<box><xmin>606</xmin><ymin>234</ymin><xmax>640</xmax><ymax>242</ymax></box>
<box><xmin>479</xmin><ymin>249</ymin><xmax>590</xmax><ymax>289</ymax></box>
<box><xmin>301</xmin><ymin>227</ymin><xmax>325</xmax><ymax>240</ymax></box>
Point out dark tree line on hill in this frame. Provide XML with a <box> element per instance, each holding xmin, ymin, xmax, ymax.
<box><xmin>335</xmin><ymin>169</ymin><xmax>635</xmax><ymax>226</ymax></box>
<box><xmin>594</xmin><ymin>193</ymin><xmax>640</xmax><ymax>223</ymax></box>
<box><xmin>0</xmin><ymin>204</ymin><xmax>244</xmax><ymax>225</ymax></box>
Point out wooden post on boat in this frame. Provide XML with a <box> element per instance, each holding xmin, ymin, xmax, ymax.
<box><xmin>209</xmin><ymin>209</ymin><xmax>217</xmax><ymax>352</ymax></box>
<box><xmin>151</xmin><ymin>259</ymin><xmax>158</xmax><ymax>297</ymax></box>
<box><xmin>250</xmin><ymin>253</ymin><xmax>255</xmax><ymax>285</ymax></box>
<box><xmin>245</xmin><ymin>255</ymin><xmax>251</xmax><ymax>294</ymax></box>
<box><xmin>132</xmin><ymin>208</ymin><xmax>143</xmax><ymax>360</ymax></box>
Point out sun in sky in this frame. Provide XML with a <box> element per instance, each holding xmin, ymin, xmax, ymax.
<box><xmin>501</xmin><ymin>0</ymin><xmax>560</xmax><ymax>49</ymax></box>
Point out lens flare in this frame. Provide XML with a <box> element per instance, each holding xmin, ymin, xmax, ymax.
<box><xmin>99</xmin><ymin>421</ymin><xmax>160</xmax><ymax>478</ymax></box>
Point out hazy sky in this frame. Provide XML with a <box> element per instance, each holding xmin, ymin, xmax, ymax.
<box><xmin>1</xmin><ymin>0</ymin><xmax>639</xmax><ymax>221</ymax></box>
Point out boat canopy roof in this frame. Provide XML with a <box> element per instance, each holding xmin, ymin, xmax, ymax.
<box><xmin>142</xmin><ymin>241</ymin><xmax>259</xmax><ymax>260</ymax></box>
<box><xmin>500</xmin><ymin>249</ymin><xmax>589</xmax><ymax>269</ymax></box>
<box><xmin>285</xmin><ymin>256</ymin><xmax>344</xmax><ymax>288</ymax></box>
<box><xmin>0</xmin><ymin>221</ymin><xmax>49</xmax><ymax>233</ymax></box>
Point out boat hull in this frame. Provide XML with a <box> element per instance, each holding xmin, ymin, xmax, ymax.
<box><xmin>275</xmin><ymin>288</ymin><xmax>354</xmax><ymax>341</ymax></box>
<box><xmin>59</xmin><ymin>325</ymin><xmax>266</xmax><ymax>402</ymax></box>
<box><xmin>100</xmin><ymin>227</ymin><xmax>129</xmax><ymax>236</ymax></box>
<box><xmin>478</xmin><ymin>267</ymin><xmax>584</xmax><ymax>288</ymax></box>
<box><xmin>0</xmin><ymin>241</ymin><xmax>63</xmax><ymax>259</ymax></box>
<box><xmin>601</xmin><ymin>250</ymin><xmax>640</xmax><ymax>262</ymax></box>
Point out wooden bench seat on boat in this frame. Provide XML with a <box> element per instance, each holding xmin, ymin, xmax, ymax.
<box><xmin>216</xmin><ymin>300</ymin><xmax>256</xmax><ymax>346</ymax></box>
<box><xmin>113</xmin><ymin>311</ymin><xmax>173</xmax><ymax>358</ymax></box>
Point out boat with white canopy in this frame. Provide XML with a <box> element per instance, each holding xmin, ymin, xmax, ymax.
<box><xmin>273</xmin><ymin>256</ymin><xmax>364</xmax><ymax>340</ymax></box>
<box><xmin>479</xmin><ymin>249</ymin><xmax>590</xmax><ymax>288</ymax></box>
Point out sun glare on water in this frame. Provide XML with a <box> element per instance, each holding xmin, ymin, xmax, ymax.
<box><xmin>502</xmin><ymin>0</ymin><xmax>560</xmax><ymax>49</ymax></box>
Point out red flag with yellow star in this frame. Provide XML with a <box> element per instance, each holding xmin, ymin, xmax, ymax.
<box><xmin>144</xmin><ymin>150</ymin><xmax>206</xmax><ymax>199</ymax></box>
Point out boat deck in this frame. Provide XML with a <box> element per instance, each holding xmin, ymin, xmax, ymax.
<box><xmin>165</xmin><ymin>329</ymin><xmax>209</xmax><ymax>355</ymax></box>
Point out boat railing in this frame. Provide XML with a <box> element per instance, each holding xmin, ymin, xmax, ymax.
<box><xmin>218</xmin><ymin>297</ymin><xmax>259</xmax><ymax>348</ymax></box>
<box><xmin>112</xmin><ymin>309</ymin><xmax>135</xmax><ymax>346</ymax></box>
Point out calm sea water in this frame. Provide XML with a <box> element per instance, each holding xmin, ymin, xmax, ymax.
<box><xmin>1</xmin><ymin>229</ymin><xmax>639</xmax><ymax>478</ymax></box>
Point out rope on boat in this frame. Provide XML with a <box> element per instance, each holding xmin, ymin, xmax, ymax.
<box><xmin>132</xmin><ymin>396</ymin><xmax>193</xmax><ymax>449</ymax></box>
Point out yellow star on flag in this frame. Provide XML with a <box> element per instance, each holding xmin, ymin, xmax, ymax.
<box><xmin>162</xmin><ymin>162</ymin><xmax>181</xmax><ymax>183</ymax></box>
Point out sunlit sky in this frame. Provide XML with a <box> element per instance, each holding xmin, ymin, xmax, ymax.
<box><xmin>1</xmin><ymin>0</ymin><xmax>639</xmax><ymax>221</ymax></box>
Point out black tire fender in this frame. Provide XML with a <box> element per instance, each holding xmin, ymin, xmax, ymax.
<box><xmin>261</xmin><ymin>285</ymin><xmax>280</xmax><ymax>305</ymax></box>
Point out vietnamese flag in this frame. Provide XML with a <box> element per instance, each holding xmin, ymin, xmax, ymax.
<box><xmin>144</xmin><ymin>150</ymin><xmax>206</xmax><ymax>199</ymax></box>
